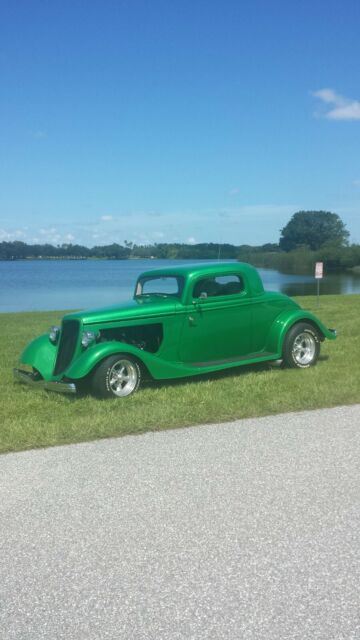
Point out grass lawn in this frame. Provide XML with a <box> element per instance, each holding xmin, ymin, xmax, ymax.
<box><xmin>1</xmin><ymin>294</ymin><xmax>360</xmax><ymax>453</ymax></box>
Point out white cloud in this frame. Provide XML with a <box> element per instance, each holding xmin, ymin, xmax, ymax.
<box><xmin>30</xmin><ymin>129</ymin><xmax>47</xmax><ymax>139</ymax></box>
<box><xmin>213</xmin><ymin>204</ymin><xmax>298</xmax><ymax>219</ymax></box>
<box><xmin>37</xmin><ymin>227</ymin><xmax>61</xmax><ymax>243</ymax></box>
<box><xmin>100</xmin><ymin>215</ymin><xmax>113</xmax><ymax>221</ymax></box>
<box><xmin>0</xmin><ymin>228</ymin><xmax>12</xmax><ymax>241</ymax></box>
<box><xmin>33</xmin><ymin>227</ymin><xmax>77</xmax><ymax>245</ymax></box>
<box><xmin>152</xmin><ymin>231</ymin><xmax>165</xmax><ymax>240</ymax></box>
<box><xmin>0</xmin><ymin>228</ymin><xmax>26</xmax><ymax>241</ymax></box>
<box><xmin>228</xmin><ymin>188</ymin><xmax>240</xmax><ymax>196</ymax></box>
<box><xmin>0</xmin><ymin>225</ymin><xmax>79</xmax><ymax>245</ymax></box>
<box><xmin>40</xmin><ymin>227</ymin><xmax>57</xmax><ymax>235</ymax></box>
<box><xmin>0</xmin><ymin>203</ymin><xmax>299</xmax><ymax>247</ymax></box>
<box><xmin>312</xmin><ymin>88</ymin><xmax>360</xmax><ymax>120</ymax></box>
<box><xmin>353</xmin><ymin>179</ymin><xmax>360</xmax><ymax>187</ymax></box>
<box><xmin>312</xmin><ymin>88</ymin><xmax>339</xmax><ymax>104</ymax></box>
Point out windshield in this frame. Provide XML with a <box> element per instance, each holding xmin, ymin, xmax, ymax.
<box><xmin>135</xmin><ymin>275</ymin><xmax>184</xmax><ymax>298</ymax></box>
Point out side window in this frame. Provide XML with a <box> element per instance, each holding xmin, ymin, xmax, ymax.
<box><xmin>193</xmin><ymin>274</ymin><xmax>244</xmax><ymax>298</ymax></box>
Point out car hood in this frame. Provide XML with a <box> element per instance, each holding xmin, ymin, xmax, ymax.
<box><xmin>64</xmin><ymin>297</ymin><xmax>179</xmax><ymax>326</ymax></box>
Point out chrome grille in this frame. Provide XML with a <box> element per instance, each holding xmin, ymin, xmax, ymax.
<box><xmin>53</xmin><ymin>320</ymin><xmax>80</xmax><ymax>375</ymax></box>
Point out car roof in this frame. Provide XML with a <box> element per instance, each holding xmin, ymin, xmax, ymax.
<box><xmin>138</xmin><ymin>261</ymin><xmax>265</xmax><ymax>295</ymax></box>
<box><xmin>139</xmin><ymin>261</ymin><xmax>254</xmax><ymax>278</ymax></box>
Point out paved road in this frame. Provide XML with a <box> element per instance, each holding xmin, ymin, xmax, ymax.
<box><xmin>1</xmin><ymin>405</ymin><xmax>360</xmax><ymax>640</ymax></box>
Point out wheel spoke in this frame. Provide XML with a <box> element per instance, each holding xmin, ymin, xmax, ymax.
<box><xmin>291</xmin><ymin>331</ymin><xmax>316</xmax><ymax>365</ymax></box>
<box><xmin>106</xmin><ymin>358</ymin><xmax>139</xmax><ymax>397</ymax></box>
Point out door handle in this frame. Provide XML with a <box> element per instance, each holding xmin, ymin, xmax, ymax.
<box><xmin>188</xmin><ymin>315</ymin><xmax>196</xmax><ymax>326</ymax></box>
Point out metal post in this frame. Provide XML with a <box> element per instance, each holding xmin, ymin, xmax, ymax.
<box><xmin>314</xmin><ymin>262</ymin><xmax>323</xmax><ymax>307</ymax></box>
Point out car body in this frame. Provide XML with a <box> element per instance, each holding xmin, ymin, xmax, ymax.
<box><xmin>14</xmin><ymin>262</ymin><xmax>336</xmax><ymax>398</ymax></box>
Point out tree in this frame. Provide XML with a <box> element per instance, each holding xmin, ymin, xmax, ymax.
<box><xmin>279</xmin><ymin>211</ymin><xmax>349</xmax><ymax>252</ymax></box>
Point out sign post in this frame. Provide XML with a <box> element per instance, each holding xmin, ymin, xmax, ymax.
<box><xmin>315</xmin><ymin>262</ymin><xmax>323</xmax><ymax>307</ymax></box>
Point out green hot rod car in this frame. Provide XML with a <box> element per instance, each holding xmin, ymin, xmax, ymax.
<box><xmin>14</xmin><ymin>262</ymin><xmax>336</xmax><ymax>398</ymax></box>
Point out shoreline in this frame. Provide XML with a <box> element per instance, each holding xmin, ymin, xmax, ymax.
<box><xmin>1</xmin><ymin>255</ymin><xmax>360</xmax><ymax>275</ymax></box>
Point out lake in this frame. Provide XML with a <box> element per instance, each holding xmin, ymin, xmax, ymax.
<box><xmin>1</xmin><ymin>259</ymin><xmax>360</xmax><ymax>312</ymax></box>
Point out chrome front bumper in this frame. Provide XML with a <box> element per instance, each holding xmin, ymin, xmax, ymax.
<box><xmin>14</xmin><ymin>368</ymin><xmax>77</xmax><ymax>394</ymax></box>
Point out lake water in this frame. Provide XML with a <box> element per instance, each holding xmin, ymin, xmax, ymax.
<box><xmin>1</xmin><ymin>259</ymin><xmax>360</xmax><ymax>312</ymax></box>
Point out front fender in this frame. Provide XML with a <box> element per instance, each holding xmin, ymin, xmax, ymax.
<box><xmin>265</xmin><ymin>310</ymin><xmax>336</xmax><ymax>355</ymax></box>
<box><xmin>19</xmin><ymin>334</ymin><xmax>57</xmax><ymax>380</ymax></box>
<box><xmin>65</xmin><ymin>342</ymin><xmax>141</xmax><ymax>379</ymax></box>
<box><xmin>65</xmin><ymin>341</ymin><xmax>207</xmax><ymax>381</ymax></box>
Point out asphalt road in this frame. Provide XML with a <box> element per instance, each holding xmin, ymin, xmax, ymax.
<box><xmin>1</xmin><ymin>405</ymin><xmax>360</xmax><ymax>640</ymax></box>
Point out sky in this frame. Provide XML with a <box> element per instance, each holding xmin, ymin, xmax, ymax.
<box><xmin>1</xmin><ymin>0</ymin><xmax>360</xmax><ymax>247</ymax></box>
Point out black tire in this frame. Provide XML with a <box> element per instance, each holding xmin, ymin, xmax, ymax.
<box><xmin>91</xmin><ymin>354</ymin><xmax>141</xmax><ymax>399</ymax></box>
<box><xmin>282</xmin><ymin>322</ymin><xmax>320</xmax><ymax>369</ymax></box>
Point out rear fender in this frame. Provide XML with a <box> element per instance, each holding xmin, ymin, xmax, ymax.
<box><xmin>265</xmin><ymin>310</ymin><xmax>336</xmax><ymax>355</ymax></box>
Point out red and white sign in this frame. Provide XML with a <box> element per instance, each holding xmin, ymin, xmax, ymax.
<box><xmin>315</xmin><ymin>262</ymin><xmax>323</xmax><ymax>279</ymax></box>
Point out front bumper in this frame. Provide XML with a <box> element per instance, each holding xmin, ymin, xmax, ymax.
<box><xmin>14</xmin><ymin>368</ymin><xmax>76</xmax><ymax>395</ymax></box>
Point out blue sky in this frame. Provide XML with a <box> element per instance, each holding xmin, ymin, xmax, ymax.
<box><xmin>1</xmin><ymin>0</ymin><xmax>360</xmax><ymax>247</ymax></box>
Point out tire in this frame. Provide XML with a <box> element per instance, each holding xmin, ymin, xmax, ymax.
<box><xmin>282</xmin><ymin>322</ymin><xmax>320</xmax><ymax>369</ymax></box>
<box><xmin>91</xmin><ymin>354</ymin><xmax>141</xmax><ymax>399</ymax></box>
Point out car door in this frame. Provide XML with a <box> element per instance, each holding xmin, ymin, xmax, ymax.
<box><xmin>178</xmin><ymin>273</ymin><xmax>252</xmax><ymax>364</ymax></box>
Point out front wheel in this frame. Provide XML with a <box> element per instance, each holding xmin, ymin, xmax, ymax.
<box><xmin>282</xmin><ymin>322</ymin><xmax>320</xmax><ymax>369</ymax></box>
<box><xmin>91</xmin><ymin>354</ymin><xmax>141</xmax><ymax>398</ymax></box>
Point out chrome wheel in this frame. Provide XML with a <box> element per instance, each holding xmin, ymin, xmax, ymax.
<box><xmin>291</xmin><ymin>332</ymin><xmax>316</xmax><ymax>366</ymax></box>
<box><xmin>92</xmin><ymin>354</ymin><xmax>142</xmax><ymax>399</ymax></box>
<box><xmin>283</xmin><ymin>322</ymin><xmax>320</xmax><ymax>369</ymax></box>
<box><xmin>108</xmin><ymin>358</ymin><xmax>139</xmax><ymax>397</ymax></box>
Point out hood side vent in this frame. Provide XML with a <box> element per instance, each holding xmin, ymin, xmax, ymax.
<box><xmin>100</xmin><ymin>323</ymin><xmax>163</xmax><ymax>353</ymax></box>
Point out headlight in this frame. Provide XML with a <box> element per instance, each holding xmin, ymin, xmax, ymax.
<box><xmin>81</xmin><ymin>330</ymin><xmax>99</xmax><ymax>348</ymax></box>
<box><xmin>49</xmin><ymin>326</ymin><xmax>60</xmax><ymax>344</ymax></box>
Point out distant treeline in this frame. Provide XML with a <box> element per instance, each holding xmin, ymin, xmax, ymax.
<box><xmin>0</xmin><ymin>240</ymin><xmax>278</xmax><ymax>261</ymax></box>
<box><xmin>249</xmin><ymin>244</ymin><xmax>360</xmax><ymax>273</ymax></box>
<box><xmin>1</xmin><ymin>240</ymin><xmax>360</xmax><ymax>273</ymax></box>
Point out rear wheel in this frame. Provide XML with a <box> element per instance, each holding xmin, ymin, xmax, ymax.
<box><xmin>283</xmin><ymin>322</ymin><xmax>320</xmax><ymax>368</ymax></box>
<box><xmin>91</xmin><ymin>354</ymin><xmax>141</xmax><ymax>398</ymax></box>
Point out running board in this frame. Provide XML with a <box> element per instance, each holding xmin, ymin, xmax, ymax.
<box><xmin>187</xmin><ymin>352</ymin><xmax>274</xmax><ymax>368</ymax></box>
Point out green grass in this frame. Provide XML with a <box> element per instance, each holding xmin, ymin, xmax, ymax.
<box><xmin>1</xmin><ymin>294</ymin><xmax>360</xmax><ymax>454</ymax></box>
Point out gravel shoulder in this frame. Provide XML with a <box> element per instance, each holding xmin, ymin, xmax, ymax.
<box><xmin>1</xmin><ymin>405</ymin><xmax>360</xmax><ymax>640</ymax></box>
